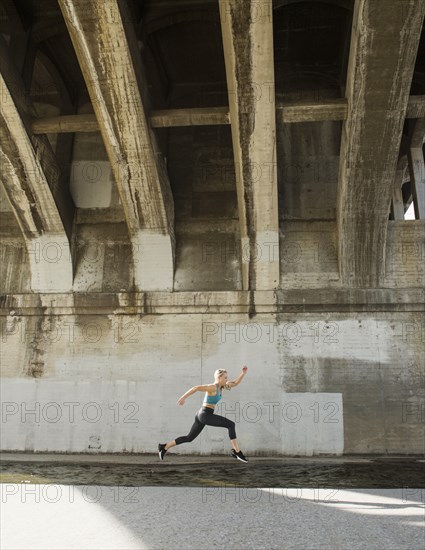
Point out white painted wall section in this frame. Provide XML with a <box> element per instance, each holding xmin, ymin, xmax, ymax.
<box><xmin>70</xmin><ymin>161</ymin><xmax>113</xmax><ymax>208</ymax></box>
<box><xmin>133</xmin><ymin>231</ymin><xmax>174</xmax><ymax>291</ymax></box>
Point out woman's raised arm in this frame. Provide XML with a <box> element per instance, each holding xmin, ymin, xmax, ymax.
<box><xmin>228</xmin><ymin>366</ymin><xmax>248</xmax><ymax>388</ymax></box>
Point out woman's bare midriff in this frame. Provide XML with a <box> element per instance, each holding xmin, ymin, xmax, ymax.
<box><xmin>202</xmin><ymin>404</ymin><xmax>215</xmax><ymax>409</ymax></box>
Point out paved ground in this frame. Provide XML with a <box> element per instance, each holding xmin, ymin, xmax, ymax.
<box><xmin>1</xmin><ymin>486</ymin><xmax>424</xmax><ymax>549</ymax></box>
<box><xmin>1</xmin><ymin>453</ymin><xmax>424</xmax><ymax>549</ymax></box>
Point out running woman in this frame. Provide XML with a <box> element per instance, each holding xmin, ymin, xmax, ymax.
<box><xmin>158</xmin><ymin>366</ymin><xmax>249</xmax><ymax>463</ymax></box>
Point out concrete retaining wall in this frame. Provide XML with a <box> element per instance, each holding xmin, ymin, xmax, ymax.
<box><xmin>1</xmin><ymin>312</ymin><xmax>423</xmax><ymax>455</ymax></box>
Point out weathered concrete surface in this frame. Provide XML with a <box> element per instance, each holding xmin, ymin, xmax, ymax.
<box><xmin>0</xmin><ymin>0</ymin><xmax>424</xmax><ymax>465</ymax></box>
<box><xmin>337</xmin><ymin>0</ymin><xmax>425</xmax><ymax>287</ymax></box>
<box><xmin>167</xmin><ymin>123</ymin><xmax>241</xmax><ymax>291</ymax></box>
<box><xmin>219</xmin><ymin>0</ymin><xmax>280</xmax><ymax>291</ymax></box>
<box><xmin>277</xmin><ymin>99</ymin><xmax>347</xmax><ymax>123</ymax></box>
<box><xmin>384</xmin><ymin>221</ymin><xmax>425</xmax><ymax>289</ymax></box>
<box><xmin>278</xmin><ymin>121</ymin><xmax>341</xmax><ymax>220</ymax></box>
<box><xmin>29</xmin><ymin>95</ymin><xmax>425</xmax><ymax>134</ymax></box>
<box><xmin>31</xmin><ymin>108</ymin><xmax>231</xmax><ymax>133</ymax></box>
<box><xmin>72</xmin><ymin>223</ymin><xmax>133</xmax><ymax>293</ymax></box>
<box><xmin>58</xmin><ymin>0</ymin><xmax>175</xmax><ymax>291</ymax></box>
<box><xmin>174</xmin><ymin>228</ymin><xmax>242</xmax><ymax>291</ymax></box>
<box><xmin>0</xmin><ymin>238</ymin><xmax>30</xmax><ymax>293</ymax></box>
<box><xmin>0</xmin><ymin>288</ymin><xmax>423</xmax><ymax>315</ymax></box>
<box><xmin>408</xmin><ymin>118</ymin><xmax>425</xmax><ymax>220</ymax></box>
<box><xmin>0</xmin><ymin>186</ymin><xmax>31</xmax><ymax>293</ymax></box>
<box><xmin>406</xmin><ymin>95</ymin><xmax>425</xmax><ymax>118</ymax></box>
<box><xmin>391</xmin><ymin>157</ymin><xmax>409</xmax><ymax>221</ymax></box>
<box><xmin>0</xmin><ymin>38</ymin><xmax>73</xmax><ymax>293</ymax></box>
<box><xmin>279</xmin><ymin>221</ymin><xmax>339</xmax><ymax>288</ymax></box>
<box><xmin>1</xmin><ymin>312</ymin><xmax>423</xmax><ymax>455</ymax></box>
<box><xmin>70</xmin><ymin>103</ymin><xmax>122</xmax><ymax>211</ymax></box>
<box><xmin>2</xmin><ymin>216</ymin><xmax>422</xmax><ymax>294</ymax></box>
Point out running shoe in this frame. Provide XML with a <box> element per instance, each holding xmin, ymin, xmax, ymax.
<box><xmin>158</xmin><ymin>443</ymin><xmax>167</xmax><ymax>461</ymax></box>
<box><xmin>231</xmin><ymin>449</ymin><xmax>248</xmax><ymax>463</ymax></box>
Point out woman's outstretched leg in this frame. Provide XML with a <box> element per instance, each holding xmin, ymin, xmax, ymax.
<box><xmin>199</xmin><ymin>410</ymin><xmax>248</xmax><ymax>462</ymax></box>
<box><xmin>159</xmin><ymin>414</ymin><xmax>205</xmax><ymax>460</ymax></box>
<box><xmin>199</xmin><ymin>410</ymin><xmax>236</xmax><ymax>439</ymax></box>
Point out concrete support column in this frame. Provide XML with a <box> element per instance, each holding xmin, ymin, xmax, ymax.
<box><xmin>391</xmin><ymin>158</ymin><xmax>407</xmax><ymax>221</ymax></box>
<box><xmin>407</xmin><ymin>119</ymin><xmax>425</xmax><ymax>220</ymax></box>
<box><xmin>219</xmin><ymin>0</ymin><xmax>280</xmax><ymax>291</ymax></box>
<box><xmin>59</xmin><ymin>0</ymin><xmax>175</xmax><ymax>291</ymax></box>
<box><xmin>0</xmin><ymin>39</ymin><xmax>73</xmax><ymax>293</ymax></box>
<box><xmin>337</xmin><ymin>0</ymin><xmax>425</xmax><ymax>287</ymax></box>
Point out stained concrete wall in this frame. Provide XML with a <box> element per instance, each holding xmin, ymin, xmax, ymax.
<box><xmin>384</xmin><ymin>221</ymin><xmax>425</xmax><ymax>288</ymax></box>
<box><xmin>1</xmin><ymin>213</ymin><xmax>423</xmax><ymax>458</ymax></box>
<box><xmin>1</xmin><ymin>311</ymin><xmax>423</xmax><ymax>455</ymax></box>
<box><xmin>278</xmin><ymin>121</ymin><xmax>341</xmax><ymax>220</ymax></box>
<box><xmin>1</xmin><ymin>0</ymin><xmax>423</xmax><ymax>460</ymax></box>
<box><xmin>0</xmin><ymin>185</ymin><xmax>31</xmax><ymax>293</ymax></box>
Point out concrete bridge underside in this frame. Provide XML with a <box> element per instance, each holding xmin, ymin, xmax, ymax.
<box><xmin>0</xmin><ymin>0</ymin><xmax>424</xmax><ymax>456</ymax></box>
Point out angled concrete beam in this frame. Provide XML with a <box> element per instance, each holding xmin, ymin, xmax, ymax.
<box><xmin>276</xmin><ymin>99</ymin><xmax>348</xmax><ymax>123</ymax></box>
<box><xmin>410</xmin><ymin>118</ymin><xmax>425</xmax><ymax>149</ymax></box>
<box><xmin>150</xmin><ymin>107</ymin><xmax>230</xmax><ymax>128</ymax></box>
<box><xmin>219</xmin><ymin>0</ymin><xmax>279</xmax><ymax>291</ymax></box>
<box><xmin>31</xmin><ymin>108</ymin><xmax>230</xmax><ymax>134</ymax></box>
<box><xmin>32</xmin><ymin>114</ymin><xmax>99</xmax><ymax>134</ymax></box>
<box><xmin>337</xmin><ymin>0</ymin><xmax>425</xmax><ymax>287</ymax></box>
<box><xmin>33</xmin><ymin>103</ymin><xmax>349</xmax><ymax>134</ymax></box>
<box><xmin>58</xmin><ymin>0</ymin><xmax>175</xmax><ymax>291</ymax></box>
<box><xmin>391</xmin><ymin>157</ymin><xmax>408</xmax><ymax>220</ymax></box>
<box><xmin>29</xmin><ymin>95</ymin><xmax>425</xmax><ymax>136</ymax></box>
<box><xmin>0</xmin><ymin>40</ymin><xmax>73</xmax><ymax>293</ymax></box>
<box><xmin>279</xmin><ymin>96</ymin><xmax>425</xmax><ymax>121</ymax></box>
<box><xmin>31</xmin><ymin>104</ymin><xmax>346</xmax><ymax>135</ymax></box>
<box><xmin>406</xmin><ymin>95</ymin><xmax>425</xmax><ymax>119</ymax></box>
<box><xmin>36</xmin><ymin>50</ymin><xmax>76</xmax><ymax>236</ymax></box>
<box><xmin>408</xmin><ymin>118</ymin><xmax>425</xmax><ymax>219</ymax></box>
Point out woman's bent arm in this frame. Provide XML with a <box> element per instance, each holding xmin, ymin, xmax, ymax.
<box><xmin>177</xmin><ymin>384</ymin><xmax>214</xmax><ymax>405</ymax></box>
<box><xmin>228</xmin><ymin>366</ymin><xmax>248</xmax><ymax>388</ymax></box>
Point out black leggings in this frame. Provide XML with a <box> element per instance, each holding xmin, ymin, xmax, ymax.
<box><xmin>175</xmin><ymin>407</ymin><xmax>236</xmax><ymax>445</ymax></box>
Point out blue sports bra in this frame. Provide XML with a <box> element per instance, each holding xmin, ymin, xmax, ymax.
<box><xmin>203</xmin><ymin>383</ymin><xmax>222</xmax><ymax>405</ymax></box>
